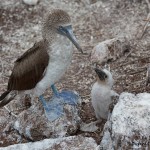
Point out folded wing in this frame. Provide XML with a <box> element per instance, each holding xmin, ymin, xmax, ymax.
<box><xmin>7</xmin><ymin>40</ymin><xmax>49</xmax><ymax>91</ymax></box>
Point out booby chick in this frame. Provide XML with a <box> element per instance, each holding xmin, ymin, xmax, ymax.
<box><xmin>91</xmin><ymin>68</ymin><xmax>118</xmax><ymax>120</ymax></box>
<box><xmin>0</xmin><ymin>9</ymin><xmax>83</xmax><ymax>108</ymax></box>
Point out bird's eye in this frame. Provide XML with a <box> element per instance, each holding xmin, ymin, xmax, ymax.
<box><xmin>58</xmin><ymin>26</ymin><xmax>68</xmax><ymax>34</ymax></box>
<box><xmin>105</xmin><ymin>75</ymin><xmax>107</xmax><ymax>78</ymax></box>
<box><xmin>59</xmin><ymin>26</ymin><xmax>63</xmax><ymax>31</ymax></box>
<box><xmin>57</xmin><ymin>26</ymin><xmax>66</xmax><ymax>36</ymax></box>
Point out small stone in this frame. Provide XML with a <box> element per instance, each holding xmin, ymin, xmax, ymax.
<box><xmin>23</xmin><ymin>0</ymin><xmax>39</xmax><ymax>5</ymax></box>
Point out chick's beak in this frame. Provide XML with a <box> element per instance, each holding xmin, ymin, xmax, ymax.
<box><xmin>57</xmin><ymin>25</ymin><xmax>83</xmax><ymax>54</ymax></box>
<box><xmin>94</xmin><ymin>68</ymin><xmax>106</xmax><ymax>81</ymax></box>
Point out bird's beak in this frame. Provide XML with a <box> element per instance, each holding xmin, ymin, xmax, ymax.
<box><xmin>94</xmin><ymin>68</ymin><xmax>107</xmax><ymax>81</ymax></box>
<box><xmin>57</xmin><ymin>25</ymin><xmax>83</xmax><ymax>54</ymax></box>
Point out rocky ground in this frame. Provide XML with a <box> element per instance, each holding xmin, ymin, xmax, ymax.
<box><xmin>0</xmin><ymin>0</ymin><xmax>150</xmax><ymax>148</ymax></box>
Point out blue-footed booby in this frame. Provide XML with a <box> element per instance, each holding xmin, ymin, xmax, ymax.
<box><xmin>0</xmin><ymin>9</ymin><xmax>83</xmax><ymax>108</ymax></box>
<box><xmin>91</xmin><ymin>68</ymin><xmax>118</xmax><ymax>120</ymax></box>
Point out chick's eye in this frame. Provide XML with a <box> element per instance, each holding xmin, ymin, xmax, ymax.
<box><xmin>105</xmin><ymin>75</ymin><xmax>107</xmax><ymax>78</ymax></box>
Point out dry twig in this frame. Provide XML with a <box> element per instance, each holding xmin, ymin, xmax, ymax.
<box><xmin>140</xmin><ymin>0</ymin><xmax>150</xmax><ymax>38</ymax></box>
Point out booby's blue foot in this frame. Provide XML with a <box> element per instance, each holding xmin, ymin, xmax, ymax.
<box><xmin>50</xmin><ymin>85</ymin><xmax>79</xmax><ymax>105</ymax></box>
<box><xmin>39</xmin><ymin>95</ymin><xmax>64</xmax><ymax>121</ymax></box>
<box><xmin>58</xmin><ymin>90</ymin><xmax>79</xmax><ymax>105</ymax></box>
<box><xmin>51</xmin><ymin>84</ymin><xmax>58</xmax><ymax>96</ymax></box>
<box><xmin>39</xmin><ymin>95</ymin><xmax>47</xmax><ymax>108</ymax></box>
<box><xmin>39</xmin><ymin>85</ymin><xmax>79</xmax><ymax>121</ymax></box>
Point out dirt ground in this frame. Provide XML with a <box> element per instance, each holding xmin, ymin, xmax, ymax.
<box><xmin>0</xmin><ymin>0</ymin><xmax>150</xmax><ymax>147</ymax></box>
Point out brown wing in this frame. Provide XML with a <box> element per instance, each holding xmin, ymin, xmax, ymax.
<box><xmin>7</xmin><ymin>40</ymin><xmax>49</xmax><ymax>91</ymax></box>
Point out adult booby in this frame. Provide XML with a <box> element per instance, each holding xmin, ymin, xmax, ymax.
<box><xmin>0</xmin><ymin>9</ymin><xmax>83</xmax><ymax>107</ymax></box>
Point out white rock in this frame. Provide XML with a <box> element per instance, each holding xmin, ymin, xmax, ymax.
<box><xmin>91</xmin><ymin>37</ymin><xmax>130</xmax><ymax>65</ymax></box>
<box><xmin>0</xmin><ymin>136</ymin><xmax>98</xmax><ymax>150</ymax></box>
<box><xmin>112</xmin><ymin>93</ymin><xmax>150</xmax><ymax>136</ymax></box>
<box><xmin>23</xmin><ymin>0</ymin><xmax>39</xmax><ymax>5</ymax></box>
<box><xmin>99</xmin><ymin>92</ymin><xmax>150</xmax><ymax>149</ymax></box>
<box><xmin>99</xmin><ymin>121</ymin><xmax>113</xmax><ymax>150</ymax></box>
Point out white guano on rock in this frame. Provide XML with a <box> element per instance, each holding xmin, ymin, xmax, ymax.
<box><xmin>99</xmin><ymin>92</ymin><xmax>150</xmax><ymax>150</ymax></box>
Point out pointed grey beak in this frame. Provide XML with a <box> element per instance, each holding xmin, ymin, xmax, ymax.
<box><xmin>94</xmin><ymin>68</ymin><xmax>107</xmax><ymax>81</ymax></box>
<box><xmin>57</xmin><ymin>25</ymin><xmax>83</xmax><ymax>54</ymax></box>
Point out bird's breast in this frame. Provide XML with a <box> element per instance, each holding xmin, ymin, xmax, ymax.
<box><xmin>91</xmin><ymin>82</ymin><xmax>111</xmax><ymax>101</ymax></box>
<box><xmin>40</xmin><ymin>36</ymin><xmax>73</xmax><ymax>87</ymax></box>
<box><xmin>50</xmin><ymin>36</ymin><xmax>73</xmax><ymax>63</ymax></box>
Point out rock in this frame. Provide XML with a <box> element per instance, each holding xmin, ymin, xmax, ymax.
<box><xmin>13</xmin><ymin>90</ymin><xmax>81</xmax><ymax>141</ymax></box>
<box><xmin>99</xmin><ymin>92</ymin><xmax>150</xmax><ymax>150</ymax></box>
<box><xmin>23</xmin><ymin>0</ymin><xmax>39</xmax><ymax>5</ymax></box>
<box><xmin>80</xmin><ymin>121</ymin><xmax>99</xmax><ymax>132</ymax></box>
<box><xmin>91</xmin><ymin>37</ymin><xmax>130</xmax><ymax>65</ymax></box>
<box><xmin>98</xmin><ymin>121</ymin><xmax>113</xmax><ymax>150</ymax></box>
<box><xmin>0</xmin><ymin>135</ymin><xmax>98</xmax><ymax>150</ymax></box>
<box><xmin>0</xmin><ymin>108</ymin><xmax>27</xmax><ymax>147</ymax></box>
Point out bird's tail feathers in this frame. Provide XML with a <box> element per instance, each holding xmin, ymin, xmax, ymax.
<box><xmin>0</xmin><ymin>91</ymin><xmax>17</xmax><ymax>107</ymax></box>
<box><xmin>0</xmin><ymin>91</ymin><xmax>10</xmax><ymax>101</ymax></box>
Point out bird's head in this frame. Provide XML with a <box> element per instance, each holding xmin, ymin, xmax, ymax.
<box><xmin>42</xmin><ymin>9</ymin><xmax>83</xmax><ymax>53</ymax></box>
<box><xmin>94</xmin><ymin>68</ymin><xmax>114</xmax><ymax>87</ymax></box>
